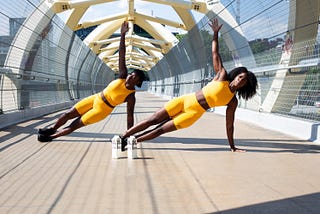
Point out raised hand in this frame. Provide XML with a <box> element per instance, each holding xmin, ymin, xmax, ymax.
<box><xmin>121</xmin><ymin>21</ymin><xmax>129</xmax><ymax>35</ymax></box>
<box><xmin>209</xmin><ymin>18</ymin><xmax>222</xmax><ymax>34</ymax></box>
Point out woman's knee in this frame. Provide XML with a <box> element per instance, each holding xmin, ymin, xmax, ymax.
<box><xmin>63</xmin><ymin>108</ymin><xmax>80</xmax><ymax>119</ymax></box>
<box><xmin>152</xmin><ymin>121</ymin><xmax>175</xmax><ymax>136</ymax></box>
<box><xmin>69</xmin><ymin>117</ymin><xmax>85</xmax><ymax>130</ymax></box>
<box><xmin>146</xmin><ymin>115</ymin><xmax>163</xmax><ymax>125</ymax></box>
<box><xmin>147</xmin><ymin>109</ymin><xmax>170</xmax><ymax>125</ymax></box>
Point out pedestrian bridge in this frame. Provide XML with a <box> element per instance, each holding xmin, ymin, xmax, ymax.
<box><xmin>1</xmin><ymin>0</ymin><xmax>319</xmax><ymax>141</ymax></box>
<box><xmin>0</xmin><ymin>0</ymin><xmax>320</xmax><ymax>213</ymax></box>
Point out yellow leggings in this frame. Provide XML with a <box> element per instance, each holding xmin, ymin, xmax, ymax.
<box><xmin>164</xmin><ymin>93</ymin><xmax>206</xmax><ymax>129</ymax></box>
<box><xmin>74</xmin><ymin>94</ymin><xmax>113</xmax><ymax>125</ymax></box>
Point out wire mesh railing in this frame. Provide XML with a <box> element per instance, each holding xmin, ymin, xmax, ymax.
<box><xmin>147</xmin><ymin>0</ymin><xmax>320</xmax><ymax>123</ymax></box>
<box><xmin>0</xmin><ymin>0</ymin><xmax>112</xmax><ymax>115</ymax></box>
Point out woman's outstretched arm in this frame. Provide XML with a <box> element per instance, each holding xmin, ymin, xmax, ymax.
<box><xmin>118</xmin><ymin>21</ymin><xmax>129</xmax><ymax>79</ymax></box>
<box><xmin>209</xmin><ymin>18</ymin><xmax>227</xmax><ymax>80</ymax></box>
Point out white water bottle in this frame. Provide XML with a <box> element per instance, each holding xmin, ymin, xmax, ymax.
<box><xmin>111</xmin><ymin>135</ymin><xmax>121</xmax><ymax>159</ymax></box>
<box><xmin>127</xmin><ymin>136</ymin><xmax>137</xmax><ymax>159</ymax></box>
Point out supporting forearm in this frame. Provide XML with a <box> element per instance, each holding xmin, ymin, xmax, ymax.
<box><xmin>226</xmin><ymin>125</ymin><xmax>236</xmax><ymax>151</ymax></box>
<box><xmin>127</xmin><ymin>116</ymin><xmax>134</xmax><ymax>130</ymax></box>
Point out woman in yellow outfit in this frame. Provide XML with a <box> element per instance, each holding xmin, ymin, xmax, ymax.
<box><xmin>121</xmin><ymin>19</ymin><xmax>258</xmax><ymax>152</ymax></box>
<box><xmin>38</xmin><ymin>21</ymin><xmax>145</xmax><ymax>142</ymax></box>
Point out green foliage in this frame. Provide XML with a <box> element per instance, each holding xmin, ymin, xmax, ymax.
<box><xmin>249</xmin><ymin>38</ymin><xmax>280</xmax><ymax>54</ymax></box>
<box><xmin>175</xmin><ymin>34</ymin><xmax>186</xmax><ymax>41</ymax></box>
<box><xmin>199</xmin><ymin>29</ymin><xmax>233</xmax><ymax>64</ymax></box>
<box><xmin>219</xmin><ymin>39</ymin><xmax>233</xmax><ymax>61</ymax></box>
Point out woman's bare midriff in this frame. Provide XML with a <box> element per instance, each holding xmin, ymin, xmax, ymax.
<box><xmin>195</xmin><ymin>90</ymin><xmax>210</xmax><ymax>110</ymax></box>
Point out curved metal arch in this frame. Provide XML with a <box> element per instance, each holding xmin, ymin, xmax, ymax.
<box><xmin>46</xmin><ymin>0</ymin><xmax>209</xmax><ymax>72</ymax></box>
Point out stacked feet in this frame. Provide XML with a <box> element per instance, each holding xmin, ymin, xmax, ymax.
<box><xmin>37</xmin><ymin>128</ymin><xmax>55</xmax><ymax>142</ymax></box>
<box><xmin>112</xmin><ymin>135</ymin><xmax>137</xmax><ymax>159</ymax></box>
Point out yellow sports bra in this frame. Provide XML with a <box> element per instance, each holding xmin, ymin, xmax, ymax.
<box><xmin>202</xmin><ymin>80</ymin><xmax>235</xmax><ymax>108</ymax></box>
<box><xmin>102</xmin><ymin>79</ymin><xmax>135</xmax><ymax>106</ymax></box>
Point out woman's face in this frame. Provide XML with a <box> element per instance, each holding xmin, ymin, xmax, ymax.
<box><xmin>127</xmin><ymin>72</ymin><xmax>141</xmax><ymax>86</ymax></box>
<box><xmin>234</xmin><ymin>72</ymin><xmax>248</xmax><ymax>88</ymax></box>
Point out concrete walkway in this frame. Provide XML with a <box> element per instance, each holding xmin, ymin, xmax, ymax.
<box><xmin>1</xmin><ymin>92</ymin><xmax>320</xmax><ymax>214</ymax></box>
